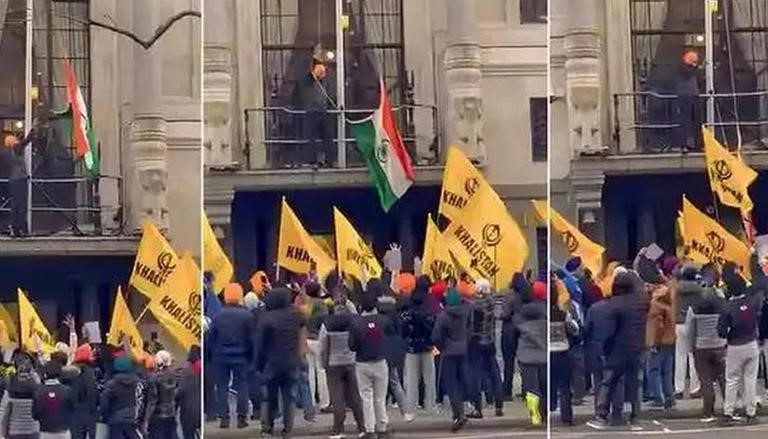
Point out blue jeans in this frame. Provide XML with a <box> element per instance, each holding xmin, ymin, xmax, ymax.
<box><xmin>647</xmin><ymin>345</ymin><xmax>675</xmax><ymax>407</ymax></box>
<box><xmin>295</xmin><ymin>364</ymin><xmax>316</xmax><ymax>421</ymax></box>
<box><xmin>215</xmin><ymin>361</ymin><xmax>248</xmax><ymax>420</ymax></box>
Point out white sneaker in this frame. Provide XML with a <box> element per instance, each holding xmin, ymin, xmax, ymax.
<box><xmin>404</xmin><ymin>413</ymin><xmax>415</xmax><ymax>423</ymax></box>
<box><xmin>329</xmin><ymin>434</ymin><xmax>346</xmax><ymax>439</ymax></box>
<box><xmin>700</xmin><ymin>416</ymin><xmax>717</xmax><ymax>424</ymax></box>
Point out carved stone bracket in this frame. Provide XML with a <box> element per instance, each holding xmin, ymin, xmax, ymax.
<box><xmin>204</xmin><ymin>43</ymin><xmax>234</xmax><ymax>168</ymax></box>
<box><xmin>131</xmin><ymin>114</ymin><xmax>169</xmax><ymax>232</ymax></box>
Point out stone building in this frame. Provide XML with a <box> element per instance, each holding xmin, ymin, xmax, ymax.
<box><xmin>0</xmin><ymin>0</ymin><xmax>201</xmax><ymax>333</ymax></box>
<box><xmin>551</xmin><ymin>0</ymin><xmax>768</xmax><ymax>263</ymax></box>
<box><xmin>205</xmin><ymin>0</ymin><xmax>548</xmax><ymax>282</ymax></box>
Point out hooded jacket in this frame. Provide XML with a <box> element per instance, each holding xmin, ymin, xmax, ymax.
<box><xmin>33</xmin><ymin>378</ymin><xmax>74</xmax><ymax>433</ymax></box>
<box><xmin>72</xmin><ymin>361</ymin><xmax>98</xmax><ymax>416</ymax></box>
<box><xmin>0</xmin><ymin>374</ymin><xmax>40</xmax><ymax>437</ymax></box>
<box><xmin>470</xmin><ymin>291</ymin><xmax>496</xmax><ymax>346</ymax></box>
<box><xmin>256</xmin><ymin>288</ymin><xmax>304</xmax><ymax>374</ymax></box>
<box><xmin>401</xmin><ymin>288</ymin><xmax>436</xmax><ymax>354</ymax></box>
<box><xmin>349</xmin><ymin>310</ymin><xmax>393</xmax><ymax>363</ymax></box>
<box><xmin>176</xmin><ymin>362</ymin><xmax>201</xmax><ymax>429</ymax></box>
<box><xmin>603</xmin><ymin>272</ymin><xmax>651</xmax><ymax>360</ymax></box>
<box><xmin>513</xmin><ymin>300</ymin><xmax>547</xmax><ymax>365</ymax></box>
<box><xmin>676</xmin><ymin>278</ymin><xmax>704</xmax><ymax>324</ymax></box>
<box><xmin>320</xmin><ymin>309</ymin><xmax>357</xmax><ymax>367</ymax></box>
<box><xmin>100</xmin><ymin>372</ymin><xmax>139</xmax><ymax>425</ymax></box>
<box><xmin>431</xmin><ymin>304</ymin><xmax>470</xmax><ymax>356</ymax></box>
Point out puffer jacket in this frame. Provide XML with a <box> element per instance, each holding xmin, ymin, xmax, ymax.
<box><xmin>431</xmin><ymin>304</ymin><xmax>470</xmax><ymax>356</ymax></box>
<box><xmin>320</xmin><ymin>311</ymin><xmax>356</xmax><ymax>367</ymax></box>
<box><xmin>470</xmin><ymin>292</ymin><xmax>496</xmax><ymax>346</ymax></box>
<box><xmin>514</xmin><ymin>300</ymin><xmax>547</xmax><ymax>365</ymax></box>
<box><xmin>146</xmin><ymin>368</ymin><xmax>178</xmax><ymax>420</ymax></box>
<box><xmin>0</xmin><ymin>376</ymin><xmax>40</xmax><ymax>437</ymax></box>
<box><xmin>400</xmin><ymin>291</ymin><xmax>436</xmax><ymax>354</ymax></box>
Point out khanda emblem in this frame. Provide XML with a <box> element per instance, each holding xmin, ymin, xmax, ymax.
<box><xmin>188</xmin><ymin>292</ymin><xmax>201</xmax><ymax>314</ymax></box>
<box><xmin>706</xmin><ymin>231</ymin><xmax>725</xmax><ymax>254</ymax></box>
<box><xmin>482</xmin><ymin>224</ymin><xmax>502</xmax><ymax>247</ymax></box>
<box><xmin>465</xmin><ymin>177</ymin><xmax>479</xmax><ymax>197</ymax></box>
<box><xmin>358</xmin><ymin>239</ymin><xmax>375</xmax><ymax>261</ymax></box>
<box><xmin>563</xmin><ymin>230</ymin><xmax>579</xmax><ymax>253</ymax></box>
<box><xmin>157</xmin><ymin>252</ymin><xmax>177</xmax><ymax>276</ymax></box>
<box><xmin>711</xmin><ymin>159</ymin><xmax>733</xmax><ymax>182</ymax></box>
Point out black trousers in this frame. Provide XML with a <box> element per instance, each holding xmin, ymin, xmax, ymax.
<box><xmin>596</xmin><ymin>352</ymin><xmax>643</xmax><ymax>421</ymax></box>
<box><xmin>265</xmin><ymin>368</ymin><xmax>298</xmax><ymax>433</ymax></box>
<box><xmin>550</xmin><ymin>351</ymin><xmax>573</xmax><ymax>424</ymax></box>
<box><xmin>248</xmin><ymin>370</ymin><xmax>263</xmax><ymax>418</ymax></box>
<box><xmin>9</xmin><ymin>177</ymin><xmax>27</xmax><ymax>235</ymax></box>
<box><xmin>501</xmin><ymin>336</ymin><xmax>517</xmax><ymax>399</ymax></box>
<box><xmin>327</xmin><ymin>365</ymin><xmax>365</xmax><ymax>434</ymax></box>
<box><xmin>71</xmin><ymin>415</ymin><xmax>97</xmax><ymax>439</ymax></box>
<box><xmin>470</xmin><ymin>342</ymin><xmax>504</xmax><ymax>409</ymax></box>
<box><xmin>569</xmin><ymin>344</ymin><xmax>587</xmax><ymax>401</ymax></box>
<box><xmin>301</xmin><ymin>112</ymin><xmax>332</xmax><ymax>164</ymax></box>
<box><xmin>442</xmin><ymin>355</ymin><xmax>468</xmax><ymax>420</ymax></box>
<box><xmin>520</xmin><ymin>362</ymin><xmax>547</xmax><ymax>417</ymax></box>
<box><xmin>148</xmin><ymin>418</ymin><xmax>178</xmax><ymax>439</ymax></box>
<box><xmin>107</xmin><ymin>424</ymin><xmax>140</xmax><ymax>439</ymax></box>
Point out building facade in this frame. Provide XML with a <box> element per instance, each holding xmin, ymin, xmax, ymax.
<box><xmin>205</xmin><ymin>0</ymin><xmax>548</xmax><ymax>283</ymax></box>
<box><xmin>0</xmin><ymin>0</ymin><xmax>201</xmax><ymax>332</ymax></box>
<box><xmin>551</xmin><ymin>0</ymin><xmax>768</xmax><ymax>264</ymax></box>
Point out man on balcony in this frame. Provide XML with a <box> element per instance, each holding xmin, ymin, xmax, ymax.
<box><xmin>675</xmin><ymin>51</ymin><xmax>702</xmax><ymax>151</ymax></box>
<box><xmin>293</xmin><ymin>57</ymin><xmax>335</xmax><ymax>168</ymax></box>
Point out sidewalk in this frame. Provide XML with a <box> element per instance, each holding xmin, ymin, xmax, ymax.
<box><xmin>205</xmin><ymin>401</ymin><xmax>540</xmax><ymax>438</ymax></box>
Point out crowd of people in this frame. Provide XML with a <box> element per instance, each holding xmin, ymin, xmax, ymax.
<box><xmin>203</xmin><ymin>268</ymin><xmax>549</xmax><ymax>438</ymax></box>
<box><xmin>548</xmin><ymin>246</ymin><xmax>768</xmax><ymax>430</ymax></box>
<box><xmin>0</xmin><ymin>318</ymin><xmax>201</xmax><ymax>439</ymax></box>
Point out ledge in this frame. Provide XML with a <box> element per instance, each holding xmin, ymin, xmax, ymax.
<box><xmin>573</xmin><ymin>150</ymin><xmax>768</xmax><ymax>175</ymax></box>
<box><xmin>0</xmin><ymin>235</ymin><xmax>139</xmax><ymax>257</ymax></box>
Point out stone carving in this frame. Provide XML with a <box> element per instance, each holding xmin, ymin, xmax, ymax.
<box><xmin>565</xmin><ymin>30</ymin><xmax>602</xmax><ymax>155</ymax></box>
<box><xmin>445</xmin><ymin>43</ymin><xmax>486</xmax><ymax>163</ymax></box>
<box><xmin>132</xmin><ymin>115</ymin><xmax>169</xmax><ymax>231</ymax></box>
<box><xmin>204</xmin><ymin>44</ymin><xmax>233</xmax><ymax>167</ymax></box>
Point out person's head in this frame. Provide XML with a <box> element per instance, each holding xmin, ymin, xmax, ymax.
<box><xmin>396</xmin><ymin>272</ymin><xmax>416</xmax><ymax>296</ymax></box>
<box><xmin>565</xmin><ymin>257</ymin><xmax>582</xmax><ymax>274</ymax></box>
<box><xmin>359</xmin><ymin>290</ymin><xmax>378</xmax><ymax>313</ymax></box>
<box><xmin>474</xmin><ymin>278</ymin><xmax>491</xmax><ymax>296</ymax></box>
<box><xmin>50</xmin><ymin>349</ymin><xmax>68</xmax><ymax>368</ymax></box>
<box><xmin>74</xmin><ymin>343</ymin><xmax>93</xmax><ymax>364</ymax></box>
<box><xmin>113</xmin><ymin>355</ymin><xmax>133</xmax><ymax>374</ymax></box>
<box><xmin>155</xmin><ymin>350</ymin><xmax>173</xmax><ymax>370</ymax></box>
<box><xmin>142</xmin><ymin>354</ymin><xmax>156</xmax><ymax>371</ymax></box>
<box><xmin>532</xmin><ymin>281</ymin><xmax>547</xmax><ymax>302</ymax></box>
<box><xmin>42</xmin><ymin>361</ymin><xmax>62</xmax><ymax>381</ymax></box>
<box><xmin>223</xmin><ymin>282</ymin><xmax>244</xmax><ymax>305</ymax></box>
<box><xmin>682</xmin><ymin>50</ymin><xmax>699</xmax><ymax>67</ymax></box>
<box><xmin>3</xmin><ymin>133</ymin><xmax>17</xmax><ymax>150</ymax></box>
<box><xmin>612</xmin><ymin>272</ymin><xmax>636</xmax><ymax>297</ymax></box>
<box><xmin>415</xmin><ymin>275</ymin><xmax>431</xmax><ymax>293</ymax></box>
<box><xmin>188</xmin><ymin>345</ymin><xmax>201</xmax><ymax>364</ymax></box>
<box><xmin>305</xmin><ymin>281</ymin><xmax>322</xmax><ymax>299</ymax></box>
<box><xmin>679</xmin><ymin>264</ymin><xmax>700</xmax><ymax>282</ymax></box>
<box><xmin>333</xmin><ymin>294</ymin><xmax>349</xmax><ymax>314</ymax></box>
<box><xmin>150</xmin><ymin>331</ymin><xmax>159</xmax><ymax>341</ymax></box>
<box><xmin>430</xmin><ymin>280</ymin><xmax>446</xmax><ymax>302</ymax></box>
<box><xmin>445</xmin><ymin>288</ymin><xmax>461</xmax><ymax>307</ymax></box>
<box><xmin>311</xmin><ymin>57</ymin><xmax>326</xmax><ymax>79</ymax></box>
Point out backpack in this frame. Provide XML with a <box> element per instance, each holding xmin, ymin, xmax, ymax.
<box><xmin>153</xmin><ymin>370</ymin><xmax>177</xmax><ymax>419</ymax></box>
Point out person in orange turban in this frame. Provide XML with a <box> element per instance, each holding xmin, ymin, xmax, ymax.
<box><xmin>396</xmin><ymin>272</ymin><xmax>416</xmax><ymax>296</ymax></box>
<box><xmin>223</xmin><ymin>282</ymin><xmax>244</xmax><ymax>305</ymax></box>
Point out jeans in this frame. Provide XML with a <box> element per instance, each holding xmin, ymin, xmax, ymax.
<box><xmin>469</xmin><ymin>342</ymin><xmax>504</xmax><ymax>409</ymax></box>
<box><xmin>215</xmin><ymin>361</ymin><xmax>248</xmax><ymax>420</ymax></box>
<box><xmin>107</xmin><ymin>424</ymin><xmax>140</xmax><ymax>439</ymax></box>
<box><xmin>71</xmin><ymin>414</ymin><xmax>96</xmax><ymax>439</ymax></box>
<box><xmin>355</xmin><ymin>360</ymin><xmax>389</xmax><ymax>433</ymax></box>
<box><xmin>404</xmin><ymin>352</ymin><xmax>436</xmax><ymax>411</ymax></box>
<box><xmin>441</xmin><ymin>355</ymin><xmax>468</xmax><ymax>421</ymax></box>
<box><xmin>596</xmin><ymin>351</ymin><xmax>643</xmax><ymax>421</ymax></box>
<box><xmin>148</xmin><ymin>418</ymin><xmax>177</xmax><ymax>439</ymax></box>
<box><xmin>40</xmin><ymin>433</ymin><xmax>71</xmax><ymax>439</ymax></box>
<box><xmin>647</xmin><ymin>345</ymin><xmax>675</xmax><ymax>407</ymax></box>
<box><xmin>675</xmin><ymin>324</ymin><xmax>700</xmax><ymax>394</ymax></box>
<box><xmin>724</xmin><ymin>341</ymin><xmax>760</xmax><ymax>417</ymax></box>
<box><xmin>693</xmin><ymin>347</ymin><xmax>726</xmax><ymax>417</ymax></box>
<box><xmin>265</xmin><ymin>367</ymin><xmax>299</xmax><ymax>433</ymax></box>
<box><xmin>569</xmin><ymin>344</ymin><xmax>587</xmax><ymax>401</ymax></box>
<box><xmin>550</xmin><ymin>351</ymin><xmax>573</xmax><ymax>424</ymax></box>
<box><xmin>327</xmin><ymin>365</ymin><xmax>365</xmax><ymax>434</ymax></box>
<box><xmin>296</xmin><ymin>364</ymin><xmax>316</xmax><ymax>420</ymax></box>
<box><xmin>387</xmin><ymin>363</ymin><xmax>410</xmax><ymax>415</ymax></box>
<box><xmin>307</xmin><ymin>339</ymin><xmax>330</xmax><ymax>408</ymax></box>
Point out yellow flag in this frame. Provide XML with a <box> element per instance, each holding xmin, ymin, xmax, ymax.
<box><xmin>438</xmin><ymin>146</ymin><xmax>491</xmax><ymax>222</ymax></box>
<box><xmin>532</xmin><ymin>200</ymin><xmax>605</xmax><ymax>276</ymax></box>
<box><xmin>18</xmin><ymin>289</ymin><xmax>55</xmax><ymax>354</ymax></box>
<box><xmin>441</xmin><ymin>185</ymin><xmax>528</xmax><ymax>291</ymax></box>
<box><xmin>422</xmin><ymin>214</ymin><xmax>457</xmax><ymax>281</ymax></box>
<box><xmin>0</xmin><ymin>303</ymin><xmax>18</xmax><ymax>348</ymax></box>
<box><xmin>130</xmin><ymin>222</ymin><xmax>179</xmax><ymax>300</ymax></box>
<box><xmin>681</xmin><ymin>196</ymin><xmax>751</xmax><ymax>279</ymax></box>
<box><xmin>107</xmin><ymin>287</ymin><xmax>144</xmax><ymax>358</ymax></box>
<box><xmin>148</xmin><ymin>254</ymin><xmax>202</xmax><ymax>351</ymax></box>
<box><xmin>203</xmin><ymin>214</ymin><xmax>234</xmax><ymax>293</ymax></box>
<box><xmin>334</xmin><ymin>207</ymin><xmax>383</xmax><ymax>281</ymax></box>
<box><xmin>703</xmin><ymin>127</ymin><xmax>757</xmax><ymax>215</ymax></box>
<box><xmin>278</xmin><ymin>199</ymin><xmax>337</xmax><ymax>280</ymax></box>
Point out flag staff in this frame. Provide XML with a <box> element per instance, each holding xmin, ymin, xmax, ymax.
<box><xmin>24</xmin><ymin>0</ymin><xmax>33</xmax><ymax>233</ymax></box>
<box><xmin>335</xmin><ymin>0</ymin><xmax>347</xmax><ymax>168</ymax></box>
<box><xmin>704</xmin><ymin>0</ymin><xmax>715</xmax><ymax>127</ymax></box>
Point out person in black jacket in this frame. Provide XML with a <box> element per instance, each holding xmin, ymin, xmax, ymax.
<box><xmin>144</xmin><ymin>351</ymin><xmax>178</xmax><ymax>439</ymax></box>
<box><xmin>349</xmin><ymin>284</ymin><xmax>394</xmax><ymax>438</ymax></box>
<box><xmin>33</xmin><ymin>361</ymin><xmax>75</xmax><ymax>438</ymax></box>
<box><xmin>71</xmin><ymin>344</ymin><xmax>98</xmax><ymax>439</ymax></box>
<box><xmin>431</xmin><ymin>288</ymin><xmax>470</xmax><ymax>432</ymax></box>
<box><xmin>501</xmin><ymin>274</ymin><xmax>526</xmax><ymax>401</ymax></box>
<box><xmin>401</xmin><ymin>278</ymin><xmax>437</xmax><ymax>414</ymax></box>
<box><xmin>292</xmin><ymin>57</ymin><xmax>335</xmax><ymax>167</ymax></box>
<box><xmin>255</xmin><ymin>287</ymin><xmax>304</xmax><ymax>437</ymax></box>
<box><xmin>177</xmin><ymin>347</ymin><xmax>201</xmax><ymax>439</ymax></box>
<box><xmin>101</xmin><ymin>356</ymin><xmax>139</xmax><ymax>439</ymax></box>
<box><xmin>208</xmin><ymin>283</ymin><xmax>257</xmax><ymax>429</ymax></box>
<box><xmin>588</xmin><ymin>271</ymin><xmax>650</xmax><ymax>431</ymax></box>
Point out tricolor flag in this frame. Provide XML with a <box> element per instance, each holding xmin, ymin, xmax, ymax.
<box><xmin>65</xmin><ymin>61</ymin><xmax>98</xmax><ymax>178</ymax></box>
<box><xmin>350</xmin><ymin>79</ymin><xmax>415</xmax><ymax>212</ymax></box>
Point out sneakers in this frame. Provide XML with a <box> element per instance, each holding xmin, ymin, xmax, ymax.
<box><xmin>495</xmin><ymin>407</ymin><xmax>504</xmax><ymax>417</ymax></box>
<box><xmin>586</xmin><ymin>418</ymin><xmax>609</xmax><ymax>430</ymax></box>
<box><xmin>700</xmin><ymin>416</ymin><xmax>717</xmax><ymax>424</ymax></box>
<box><xmin>236</xmin><ymin>417</ymin><xmax>249</xmax><ymax>429</ymax></box>
<box><xmin>525</xmin><ymin>392</ymin><xmax>542</xmax><ymax>427</ymax></box>
<box><xmin>466</xmin><ymin>409</ymin><xmax>483</xmax><ymax>419</ymax></box>
<box><xmin>403</xmin><ymin>413</ymin><xmax>415</xmax><ymax>423</ymax></box>
<box><xmin>450</xmin><ymin>417</ymin><xmax>467</xmax><ymax>432</ymax></box>
<box><xmin>627</xmin><ymin>421</ymin><xmax>643</xmax><ymax>431</ymax></box>
<box><xmin>328</xmin><ymin>434</ymin><xmax>346</xmax><ymax>439</ymax></box>
<box><xmin>219</xmin><ymin>419</ymin><xmax>230</xmax><ymax>429</ymax></box>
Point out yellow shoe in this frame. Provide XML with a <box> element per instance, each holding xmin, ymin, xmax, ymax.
<box><xmin>525</xmin><ymin>392</ymin><xmax>542</xmax><ymax>426</ymax></box>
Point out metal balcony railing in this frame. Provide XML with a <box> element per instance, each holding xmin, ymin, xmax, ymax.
<box><xmin>243</xmin><ymin>104</ymin><xmax>440</xmax><ymax>170</ymax></box>
<box><xmin>612</xmin><ymin>90</ymin><xmax>768</xmax><ymax>154</ymax></box>
<box><xmin>0</xmin><ymin>174</ymin><xmax>124</xmax><ymax>237</ymax></box>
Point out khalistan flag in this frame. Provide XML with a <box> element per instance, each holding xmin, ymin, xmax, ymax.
<box><xmin>350</xmin><ymin>79</ymin><xmax>415</xmax><ymax>211</ymax></box>
<box><xmin>65</xmin><ymin>61</ymin><xmax>98</xmax><ymax>178</ymax></box>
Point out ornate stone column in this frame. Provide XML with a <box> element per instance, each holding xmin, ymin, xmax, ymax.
<box><xmin>565</xmin><ymin>0</ymin><xmax>603</xmax><ymax>154</ymax></box>
<box><xmin>444</xmin><ymin>0</ymin><xmax>485</xmax><ymax>162</ymax></box>
<box><xmin>130</xmin><ymin>0</ymin><xmax>168</xmax><ymax>232</ymax></box>
<box><xmin>204</xmin><ymin>0</ymin><xmax>235</xmax><ymax>168</ymax></box>
<box><xmin>570</xmin><ymin>166</ymin><xmax>606</xmax><ymax>244</ymax></box>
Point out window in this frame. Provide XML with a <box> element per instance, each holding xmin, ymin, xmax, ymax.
<box><xmin>520</xmin><ymin>0</ymin><xmax>547</xmax><ymax>24</ymax></box>
<box><xmin>530</xmin><ymin>97</ymin><xmax>548</xmax><ymax>162</ymax></box>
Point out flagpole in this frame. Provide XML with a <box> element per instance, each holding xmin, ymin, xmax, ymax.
<box><xmin>24</xmin><ymin>0</ymin><xmax>33</xmax><ymax>233</ymax></box>
<box><xmin>335</xmin><ymin>0</ymin><xmax>346</xmax><ymax>168</ymax></box>
<box><xmin>134</xmin><ymin>304</ymin><xmax>150</xmax><ymax>325</ymax></box>
<box><xmin>704</xmin><ymin>0</ymin><xmax>715</xmax><ymax>127</ymax></box>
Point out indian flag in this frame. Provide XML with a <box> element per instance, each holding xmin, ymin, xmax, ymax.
<box><xmin>65</xmin><ymin>61</ymin><xmax>98</xmax><ymax>178</ymax></box>
<box><xmin>351</xmin><ymin>79</ymin><xmax>415</xmax><ymax>212</ymax></box>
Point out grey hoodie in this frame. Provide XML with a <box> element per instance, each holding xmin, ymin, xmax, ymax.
<box><xmin>514</xmin><ymin>301</ymin><xmax>547</xmax><ymax>365</ymax></box>
<box><xmin>431</xmin><ymin>305</ymin><xmax>469</xmax><ymax>356</ymax></box>
<box><xmin>676</xmin><ymin>280</ymin><xmax>703</xmax><ymax>324</ymax></box>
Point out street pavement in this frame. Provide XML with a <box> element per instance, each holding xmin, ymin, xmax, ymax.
<box><xmin>205</xmin><ymin>401</ymin><xmax>544</xmax><ymax>438</ymax></box>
